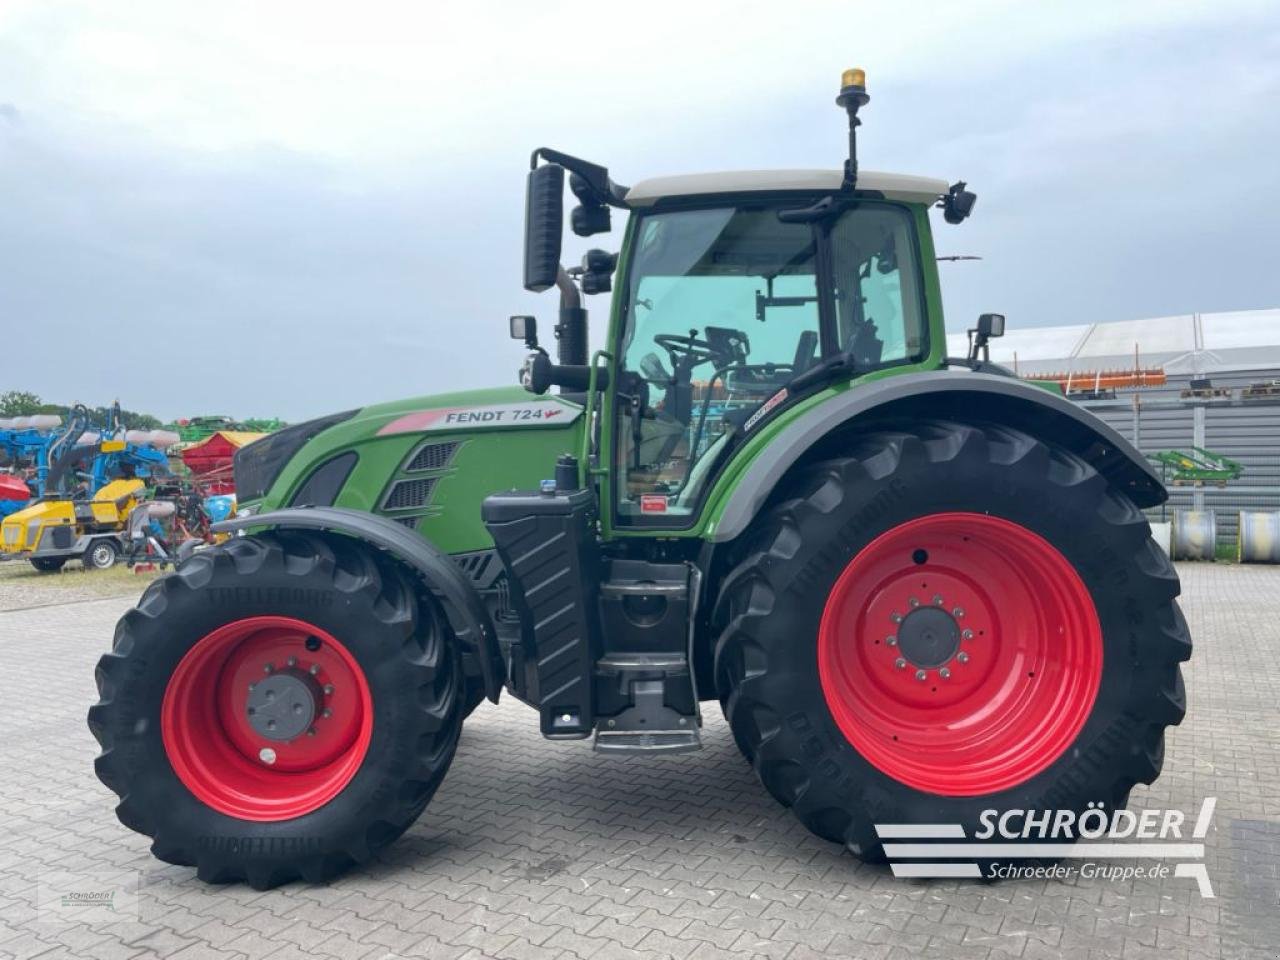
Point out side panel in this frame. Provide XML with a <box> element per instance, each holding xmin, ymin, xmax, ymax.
<box><xmin>258</xmin><ymin>387</ymin><xmax>587</xmax><ymax>555</ymax></box>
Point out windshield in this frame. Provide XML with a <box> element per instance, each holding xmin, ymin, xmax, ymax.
<box><xmin>615</xmin><ymin>200</ymin><xmax>924</xmax><ymax>523</ymax></box>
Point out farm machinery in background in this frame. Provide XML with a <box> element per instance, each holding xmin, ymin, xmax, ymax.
<box><xmin>2</xmin><ymin>403</ymin><xmax>279</xmax><ymax>572</ymax></box>
<box><xmin>0</xmin><ymin>405</ymin><xmax>182</xmax><ymax>570</ymax></box>
<box><xmin>1153</xmin><ymin>447</ymin><xmax>1244</xmax><ymax>488</ymax></box>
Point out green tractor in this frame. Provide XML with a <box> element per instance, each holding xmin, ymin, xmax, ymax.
<box><xmin>89</xmin><ymin>71</ymin><xmax>1189</xmax><ymax>888</ymax></box>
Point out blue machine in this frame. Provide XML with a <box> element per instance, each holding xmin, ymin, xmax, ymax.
<box><xmin>0</xmin><ymin>404</ymin><xmax>177</xmax><ymax>501</ymax></box>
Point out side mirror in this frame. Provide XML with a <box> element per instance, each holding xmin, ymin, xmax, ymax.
<box><xmin>524</xmin><ymin>163</ymin><xmax>564</xmax><ymax>293</ymax></box>
<box><xmin>967</xmin><ymin>313</ymin><xmax>1006</xmax><ymax>362</ymax></box>
<box><xmin>580</xmin><ymin>248</ymin><xmax>618</xmax><ymax>296</ymax></box>
<box><xmin>509</xmin><ymin>315</ymin><xmax>539</xmax><ymax>349</ymax></box>
<box><xmin>570</xmin><ymin>173</ymin><xmax>611</xmax><ymax>237</ymax></box>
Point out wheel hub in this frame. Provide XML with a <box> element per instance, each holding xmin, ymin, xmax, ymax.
<box><xmin>246</xmin><ymin>668</ymin><xmax>323</xmax><ymax>742</ymax></box>
<box><xmin>895</xmin><ymin>606</ymin><xmax>960</xmax><ymax>668</ymax></box>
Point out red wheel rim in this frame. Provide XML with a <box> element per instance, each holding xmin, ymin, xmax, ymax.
<box><xmin>818</xmin><ymin>512</ymin><xmax>1102</xmax><ymax>796</ymax></box>
<box><xmin>161</xmin><ymin>616</ymin><xmax>373</xmax><ymax>821</ymax></box>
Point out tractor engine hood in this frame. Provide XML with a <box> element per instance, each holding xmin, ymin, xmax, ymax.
<box><xmin>240</xmin><ymin>386</ymin><xmax>585</xmax><ymax>556</ymax></box>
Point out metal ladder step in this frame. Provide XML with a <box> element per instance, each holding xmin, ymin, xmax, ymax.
<box><xmin>597</xmin><ymin>652</ymin><xmax>688</xmax><ymax>672</ymax></box>
<box><xmin>593</xmin><ymin>728</ymin><xmax>701</xmax><ymax>754</ymax></box>
<box><xmin>591</xmin><ymin>670</ymin><xmax>701</xmax><ymax>754</ymax></box>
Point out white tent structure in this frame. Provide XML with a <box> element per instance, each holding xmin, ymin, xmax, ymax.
<box><xmin>946</xmin><ymin>308</ymin><xmax>1280</xmax><ymax>379</ymax></box>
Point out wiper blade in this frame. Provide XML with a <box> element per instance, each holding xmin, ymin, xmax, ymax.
<box><xmin>783</xmin><ymin>351</ymin><xmax>856</xmax><ymax>394</ymax></box>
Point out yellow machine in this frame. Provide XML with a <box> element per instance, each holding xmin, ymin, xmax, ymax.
<box><xmin>0</xmin><ymin>478</ymin><xmax>145</xmax><ymax>572</ymax></box>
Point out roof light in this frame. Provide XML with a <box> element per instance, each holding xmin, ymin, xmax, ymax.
<box><xmin>841</xmin><ymin>68</ymin><xmax>866</xmax><ymax>90</ymax></box>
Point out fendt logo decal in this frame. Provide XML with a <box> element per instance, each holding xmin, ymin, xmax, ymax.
<box><xmin>378</xmin><ymin>402</ymin><xmax>580</xmax><ymax>436</ymax></box>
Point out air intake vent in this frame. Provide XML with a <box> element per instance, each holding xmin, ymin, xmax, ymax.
<box><xmin>393</xmin><ymin>515</ymin><xmax>421</xmax><ymax>530</ymax></box>
<box><xmin>383</xmin><ymin>477</ymin><xmax>437</xmax><ymax>511</ymax></box>
<box><xmin>406</xmin><ymin>441</ymin><xmax>460</xmax><ymax>473</ymax></box>
<box><xmin>453</xmin><ymin>551</ymin><xmax>493</xmax><ymax>581</ymax></box>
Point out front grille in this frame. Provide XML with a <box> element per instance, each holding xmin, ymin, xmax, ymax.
<box><xmin>383</xmin><ymin>477</ymin><xmax>437</xmax><ymax>511</ymax></box>
<box><xmin>2</xmin><ymin>526</ymin><xmax>18</xmax><ymax>546</ymax></box>
<box><xmin>406</xmin><ymin>441</ymin><xmax>460</xmax><ymax>473</ymax></box>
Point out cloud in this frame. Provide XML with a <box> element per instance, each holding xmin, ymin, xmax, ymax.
<box><xmin>0</xmin><ymin>0</ymin><xmax>1277</xmax><ymax>419</ymax></box>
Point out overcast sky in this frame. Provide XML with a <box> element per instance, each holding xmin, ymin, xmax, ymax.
<box><xmin>2</xmin><ymin>1</ymin><xmax>1278</xmax><ymax>421</ymax></box>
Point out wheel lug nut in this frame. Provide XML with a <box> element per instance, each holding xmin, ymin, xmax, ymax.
<box><xmin>323</xmin><ymin>684</ymin><xmax>334</xmax><ymax>695</ymax></box>
<box><xmin>885</xmin><ymin>635</ymin><xmax>897</xmax><ymax>647</ymax></box>
<box><xmin>962</xmin><ymin>628</ymin><xmax>973</xmax><ymax>640</ymax></box>
<box><xmin>894</xmin><ymin>657</ymin><xmax>907</xmax><ymax>670</ymax></box>
<box><xmin>939</xmin><ymin>667</ymin><xmax>952</xmax><ymax>679</ymax></box>
<box><xmin>932</xmin><ymin>594</ymin><xmax>944</xmax><ymax>606</ymax></box>
<box><xmin>309</xmin><ymin>664</ymin><xmax>320</xmax><ymax>675</ymax></box>
<box><xmin>263</xmin><ymin>664</ymin><xmax>274</xmax><ymax>674</ymax></box>
<box><xmin>890</xmin><ymin>612</ymin><xmax>903</xmax><ymax>624</ymax></box>
<box><xmin>287</xmin><ymin>656</ymin><xmax>297</xmax><ymax>667</ymax></box>
<box><xmin>957</xmin><ymin>652</ymin><xmax>970</xmax><ymax>664</ymax></box>
<box><xmin>322</xmin><ymin>707</ymin><xmax>333</xmax><ymax>718</ymax></box>
<box><xmin>307</xmin><ymin>727</ymin><xmax>317</xmax><ymax>736</ymax></box>
<box><xmin>952</xmin><ymin>607</ymin><xmax>965</xmax><ymax>618</ymax></box>
<box><xmin>915</xmin><ymin>669</ymin><xmax>927</xmax><ymax>681</ymax></box>
<box><xmin>908</xmin><ymin>597</ymin><xmax>920</xmax><ymax>608</ymax></box>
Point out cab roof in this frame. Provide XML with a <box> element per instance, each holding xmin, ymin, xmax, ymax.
<box><xmin>625</xmin><ymin>169</ymin><xmax>949</xmax><ymax>207</ymax></box>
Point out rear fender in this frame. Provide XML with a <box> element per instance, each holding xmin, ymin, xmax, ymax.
<box><xmin>214</xmin><ymin>507</ymin><xmax>502</xmax><ymax>702</ymax></box>
<box><xmin>710</xmin><ymin>370</ymin><xmax>1164</xmax><ymax>543</ymax></box>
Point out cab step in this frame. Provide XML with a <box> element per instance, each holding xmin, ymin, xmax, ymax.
<box><xmin>593</xmin><ymin>654</ymin><xmax>701</xmax><ymax>754</ymax></box>
<box><xmin>594</xmin><ymin>727</ymin><xmax>701</xmax><ymax>753</ymax></box>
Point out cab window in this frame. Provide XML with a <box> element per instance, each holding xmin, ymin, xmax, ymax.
<box><xmin>615</xmin><ymin>201</ymin><xmax>923</xmax><ymax>524</ymax></box>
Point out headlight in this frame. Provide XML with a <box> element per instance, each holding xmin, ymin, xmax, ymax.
<box><xmin>233</xmin><ymin>409</ymin><xmax>358</xmax><ymax>502</ymax></box>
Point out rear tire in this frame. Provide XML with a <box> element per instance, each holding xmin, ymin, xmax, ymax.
<box><xmin>30</xmin><ymin>557</ymin><xmax>67</xmax><ymax>573</ymax></box>
<box><xmin>715</xmin><ymin>421</ymin><xmax>1190</xmax><ymax>861</ymax></box>
<box><xmin>88</xmin><ymin>531</ymin><xmax>463</xmax><ymax>888</ymax></box>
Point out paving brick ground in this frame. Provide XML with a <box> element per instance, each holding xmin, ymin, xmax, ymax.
<box><xmin>0</xmin><ymin>563</ymin><xmax>1277</xmax><ymax>960</ymax></box>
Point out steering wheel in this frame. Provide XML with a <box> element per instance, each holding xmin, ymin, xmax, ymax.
<box><xmin>654</xmin><ymin>331</ymin><xmax>718</xmax><ymax>368</ymax></box>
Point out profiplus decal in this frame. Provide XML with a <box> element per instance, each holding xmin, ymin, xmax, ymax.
<box><xmin>377</xmin><ymin>402</ymin><xmax>582</xmax><ymax>436</ymax></box>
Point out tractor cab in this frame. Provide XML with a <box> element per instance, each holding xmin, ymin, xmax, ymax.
<box><xmin>509</xmin><ymin>70</ymin><xmax>975</xmax><ymax>536</ymax></box>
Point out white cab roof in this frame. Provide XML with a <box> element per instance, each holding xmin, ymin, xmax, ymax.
<box><xmin>625</xmin><ymin>169</ymin><xmax>949</xmax><ymax>206</ymax></box>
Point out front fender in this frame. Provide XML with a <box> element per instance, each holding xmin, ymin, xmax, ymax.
<box><xmin>214</xmin><ymin>506</ymin><xmax>502</xmax><ymax>702</ymax></box>
<box><xmin>710</xmin><ymin>370</ymin><xmax>1164</xmax><ymax>543</ymax></box>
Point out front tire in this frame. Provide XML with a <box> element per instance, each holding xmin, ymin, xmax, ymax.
<box><xmin>88</xmin><ymin>531</ymin><xmax>463</xmax><ymax>888</ymax></box>
<box><xmin>715</xmin><ymin>421</ymin><xmax>1190</xmax><ymax>860</ymax></box>
<box><xmin>30</xmin><ymin>557</ymin><xmax>67</xmax><ymax>573</ymax></box>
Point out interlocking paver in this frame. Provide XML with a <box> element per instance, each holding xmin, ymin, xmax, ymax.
<box><xmin>1</xmin><ymin>563</ymin><xmax>1277</xmax><ymax>959</ymax></box>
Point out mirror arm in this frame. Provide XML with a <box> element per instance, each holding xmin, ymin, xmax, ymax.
<box><xmin>531</xmin><ymin>147</ymin><xmax>630</xmax><ymax>207</ymax></box>
<box><xmin>555</xmin><ymin>267</ymin><xmax>581</xmax><ymax>311</ymax></box>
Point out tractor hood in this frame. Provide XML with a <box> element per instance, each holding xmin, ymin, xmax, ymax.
<box><xmin>245</xmin><ymin>386</ymin><xmax>586</xmax><ymax>555</ymax></box>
